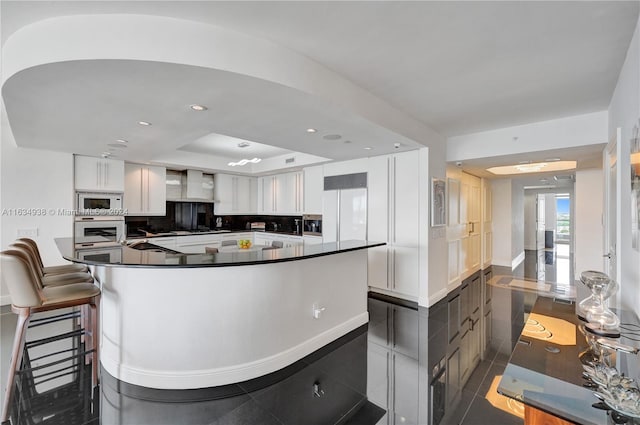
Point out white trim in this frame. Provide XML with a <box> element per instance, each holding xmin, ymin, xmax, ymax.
<box><xmin>512</xmin><ymin>251</ymin><xmax>526</xmax><ymax>270</ymax></box>
<box><xmin>428</xmin><ymin>287</ymin><xmax>449</xmax><ymax>307</ymax></box>
<box><xmin>101</xmin><ymin>312</ymin><xmax>368</xmax><ymax>389</ymax></box>
<box><xmin>368</xmin><ymin>287</ymin><xmax>419</xmax><ymax>303</ymax></box>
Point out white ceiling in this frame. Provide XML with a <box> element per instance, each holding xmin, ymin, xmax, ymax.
<box><xmin>179</xmin><ymin>133</ymin><xmax>293</xmax><ymax>160</ymax></box>
<box><xmin>1</xmin><ymin>1</ymin><xmax>638</xmax><ymax>176</ymax></box>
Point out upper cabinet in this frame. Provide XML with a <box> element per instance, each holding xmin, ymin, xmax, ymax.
<box><xmin>303</xmin><ymin>166</ymin><xmax>323</xmax><ymax>214</ymax></box>
<box><xmin>74</xmin><ymin>155</ymin><xmax>125</xmax><ymax>192</ymax></box>
<box><xmin>124</xmin><ymin>163</ymin><xmax>167</xmax><ymax>216</ymax></box>
<box><xmin>258</xmin><ymin>171</ymin><xmax>303</xmax><ymax>215</ymax></box>
<box><xmin>214</xmin><ymin>174</ymin><xmax>257</xmax><ymax>215</ymax></box>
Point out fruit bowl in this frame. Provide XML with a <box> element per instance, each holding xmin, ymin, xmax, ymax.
<box><xmin>238</xmin><ymin>239</ymin><xmax>252</xmax><ymax>249</ymax></box>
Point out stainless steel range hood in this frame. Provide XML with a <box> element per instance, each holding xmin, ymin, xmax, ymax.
<box><xmin>166</xmin><ymin>169</ymin><xmax>216</xmax><ymax>202</ymax></box>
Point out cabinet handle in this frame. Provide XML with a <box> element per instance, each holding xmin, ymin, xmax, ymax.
<box><xmin>392</xmin><ymin>248</ymin><xmax>396</xmax><ymax>289</ymax></box>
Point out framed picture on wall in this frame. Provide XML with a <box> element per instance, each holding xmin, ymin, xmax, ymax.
<box><xmin>431</xmin><ymin>178</ymin><xmax>446</xmax><ymax>227</ymax></box>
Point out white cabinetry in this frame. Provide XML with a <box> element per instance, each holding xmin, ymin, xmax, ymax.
<box><xmin>259</xmin><ymin>172</ymin><xmax>303</xmax><ymax>215</ymax></box>
<box><xmin>175</xmin><ymin>234</ymin><xmax>223</xmax><ymax>254</ymax></box>
<box><xmin>253</xmin><ymin>232</ymin><xmax>302</xmax><ymax>248</ymax></box>
<box><xmin>367</xmin><ymin>152</ymin><xmax>419</xmax><ymax>300</ymax></box>
<box><xmin>303</xmin><ymin>166</ymin><xmax>323</xmax><ymax>214</ymax></box>
<box><xmin>214</xmin><ymin>174</ymin><xmax>257</xmax><ymax>214</ymax></box>
<box><xmin>75</xmin><ymin>155</ymin><xmax>125</xmax><ymax>192</ymax></box>
<box><xmin>124</xmin><ymin>163</ymin><xmax>166</xmax><ymax>215</ymax></box>
<box><xmin>303</xmin><ymin>235</ymin><xmax>323</xmax><ymax>247</ymax></box>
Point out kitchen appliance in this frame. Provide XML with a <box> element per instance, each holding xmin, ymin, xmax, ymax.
<box><xmin>75</xmin><ymin>216</ymin><xmax>125</xmax><ymax>247</ymax></box>
<box><xmin>76</xmin><ymin>191</ymin><xmax>123</xmax><ymax>216</ymax></box>
<box><xmin>322</xmin><ymin>173</ymin><xmax>367</xmax><ymax>243</ymax></box>
<box><xmin>250</xmin><ymin>222</ymin><xmax>266</xmax><ymax>231</ymax></box>
<box><xmin>302</xmin><ymin>214</ymin><xmax>323</xmax><ymax>237</ymax></box>
<box><xmin>75</xmin><ymin>246</ymin><xmax>122</xmax><ymax>263</ymax></box>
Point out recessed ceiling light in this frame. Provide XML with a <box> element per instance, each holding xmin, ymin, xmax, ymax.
<box><xmin>101</xmin><ymin>152</ymin><xmax>112</xmax><ymax>158</ymax></box>
<box><xmin>189</xmin><ymin>104</ymin><xmax>208</xmax><ymax>111</ymax></box>
<box><xmin>138</xmin><ymin>121</ymin><xmax>151</xmax><ymax>126</ymax></box>
<box><xmin>487</xmin><ymin>161</ymin><xmax>577</xmax><ymax>175</ymax></box>
<box><xmin>364</xmin><ymin>147</ymin><xmax>373</xmax><ymax>150</ymax></box>
<box><xmin>306</xmin><ymin>128</ymin><xmax>317</xmax><ymax>133</ymax></box>
<box><xmin>237</xmin><ymin>142</ymin><xmax>250</xmax><ymax>148</ymax></box>
<box><xmin>115</xmin><ymin>139</ymin><xmax>128</xmax><ymax>144</ymax></box>
<box><xmin>323</xmin><ymin>134</ymin><xmax>342</xmax><ymax>140</ymax></box>
<box><xmin>107</xmin><ymin>143</ymin><xmax>127</xmax><ymax>149</ymax></box>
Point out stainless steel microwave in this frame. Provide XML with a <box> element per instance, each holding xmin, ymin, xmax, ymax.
<box><xmin>76</xmin><ymin>192</ymin><xmax>123</xmax><ymax>216</ymax></box>
<box><xmin>75</xmin><ymin>216</ymin><xmax>125</xmax><ymax>247</ymax></box>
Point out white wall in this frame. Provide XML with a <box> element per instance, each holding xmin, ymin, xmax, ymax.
<box><xmin>447</xmin><ymin>111</ymin><xmax>608</xmax><ymax>161</ymax></box>
<box><xmin>608</xmin><ymin>15</ymin><xmax>640</xmax><ymax>315</ymax></box>
<box><xmin>491</xmin><ymin>179</ymin><xmax>513</xmax><ymax>267</ymax></box>
<box><xmin>574</xmin><ymin>168</ymin><xmax>605</xmax><ymax>276</ymax></box>
<box><xmin>0</xmin><ymin>104</ymin><xmax>75</xmax><ymax>305</ymax></box>
<box><xmin>511</xmin><ymin>181</ymin><xmax>525</xmax><ymax>264</ymax></box>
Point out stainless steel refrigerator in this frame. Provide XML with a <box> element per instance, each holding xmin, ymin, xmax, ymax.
<box><xmin>322</xmin><ymin>173</ymin><xmax>367</xmax><ymax>242</ymax></box>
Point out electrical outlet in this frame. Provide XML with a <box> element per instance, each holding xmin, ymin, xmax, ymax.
<box><xmin>17</xmin><ymin>228</ymin><xmax>38</xmax><ymax>238</ymax></box>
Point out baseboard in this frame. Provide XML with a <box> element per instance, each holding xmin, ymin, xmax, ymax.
<box><xmin>512</xmin><ymin>251</ymin><xmax>526</xmax><ymax>270</ymax></box>
<box><xmin>428</xmin><ymin>287</ymin><xmax>449</xmax><ymax>307</ymax></box>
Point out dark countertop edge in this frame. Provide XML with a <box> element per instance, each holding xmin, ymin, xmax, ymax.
<box><xmin>60</xmin><ymin>240</ymin><xmax>385</xmax><ymax>268</ymax></box>
<box><xmin>126</xmin><ymin>230</ymin><xmax>305</xmax><ymax>239</ymax></box>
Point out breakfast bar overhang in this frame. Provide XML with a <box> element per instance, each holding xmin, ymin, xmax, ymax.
<box><xmin>57</xmin><ymin>239</ymin><xmax>384</xmax><ymax>390</ymax></box>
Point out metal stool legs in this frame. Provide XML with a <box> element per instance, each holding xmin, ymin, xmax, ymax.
<box><xmin>1</xmin><ymin>309</ymin><xmax>30</xmax><ymax>423</ymax></box>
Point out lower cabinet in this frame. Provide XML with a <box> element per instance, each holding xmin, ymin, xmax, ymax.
<box><xmin>175</xmin><ymin>235</ymin><xmax>222</xmax><ymax>254</ymax></box>
<box><xmin>367</xmin><ymin>246</ymin><xmax>419</xmax><ymax>300</ymax></box>
<box><xmin>252</xmin><ymin>233</ymin><xmax>302</xmax><ymax>248</ymax></box>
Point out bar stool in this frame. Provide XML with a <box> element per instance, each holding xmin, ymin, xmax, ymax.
<box><xmin>17</xmin><ymin>238</ymin><xmax>88</xmax><ymax>275</ymax></box>
<box><xmin>271</xmin><ymin>241</ymin><xmax>284</xmax><ymax>248</ymax></box>
<box><xmin>0</xmin><ymin>250</ymin><xmax>101</xmax><ymax>424</ymax></box>
<box><xmin>221</xmin><ymin>240</ymin><xmax>237</xmax><ymax>247</ymax></box>
<box><xmin>205</xmin><ymin>247</ymin><xmax>219</xmax><ymax>254</ymax></box>
<box><xmin>11</xmin><ymin>243</ymin><xmax>93</xmax><ymax>286</ymax></box>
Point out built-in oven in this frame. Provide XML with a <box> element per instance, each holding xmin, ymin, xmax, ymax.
<box><xmin>302</xmin><ymin>214</ymin><xmax>322</xmax><ymax>237</ymax></box>
<box><xmin>75</xmin><ymin>246</ymin><xmax>122</xmax><ymax>263</ymax></box>
<box><xmin>75</xmin><ymin>216</ymin><xmax>125</xmax><ymax>248</ymax></box>
<box><xmin>76</xmin><ymin>192</ymin><xmax>123</xmax><ymax>216</ymax></box>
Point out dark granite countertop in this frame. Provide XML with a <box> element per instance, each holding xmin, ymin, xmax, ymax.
<box><xmin>55</xmin><ymin>238</ymin><xmax>384</xmax><ymax>268</ymax></box>
<box><xmin>498</xmin><ymin>296</ymin><xmax>640</xmax><ymax>425</ymax></box>
<box><xmin>127</xmin><ymin>229</ymin><xmax>304</xmax><ymax>240</ymax></box>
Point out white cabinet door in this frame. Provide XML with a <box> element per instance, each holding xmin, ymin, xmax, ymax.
<box><xmin>367</xmin><ymin>155</ymin><xmax>390</xmax><ymax>291</ymax></box>
<box><xmin>124</xmin><ymin>164</ymin><xmax>143</xmax><ymax>214</ymax></box>
<box><xmin>75</xmin><ymin>156</ymin><xmax>125</xmax><ymax>192</ymax></box>
<box><xmin>236</xmin><ymin>176</ymin><xmax>257</xmax><ymax>214</ymax></box>
<box><xmin>275</xmin><ymin>174</ymin><xmax>293</xmax><ymax>213</ymax></box>
<box><xmin>303</xmin><ymin>166</ymin><xmax>323</xmax><ymax>214</ymax></box>
<box><xmin>124</xmin><ymin>164</ymin><xmax>166</xmax><ymax>215</ymax></box>
<box><xmin>392</xmin><ymin>246</ymin><xmax>419</xmax><ymax>297</ymax></box>
<box><xmin>262</xmin><ymin>176</ymin><xmax>276</xmax><ymax>213</ymax></box>
<box><xmin>393</xmin><ymin>151</ymin><xmax>419</xmax><ymax>248</ymax></box>
<box><xmin>213</xmin><ymin>174</ymin><xmax>233</xmax><ymax>214</ymax></box>
<box><xmin>147</xmin><ymin>165</ymin><xmax>166</xmax><ymax>215</ymax></box>
<box><xmin>303</xmin><ymin>235</ymin><xmax>323</xmax><ymax>246</ymax></box>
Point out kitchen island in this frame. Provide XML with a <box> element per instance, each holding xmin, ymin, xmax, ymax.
<box><xmin>56</xmin><ymin>238</ymin><xmax>384</xmax><ymax>390</ymax></box>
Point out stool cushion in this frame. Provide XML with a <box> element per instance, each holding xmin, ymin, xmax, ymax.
<box><xmin>43</xmin><ymin>272</ymin><xmax>94</xmax><ymax>287</ymax></box>
<box><xmin>41</xmin><ymin>282</ymin><xmax>100</xmax><ymax>306</ymax></box>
